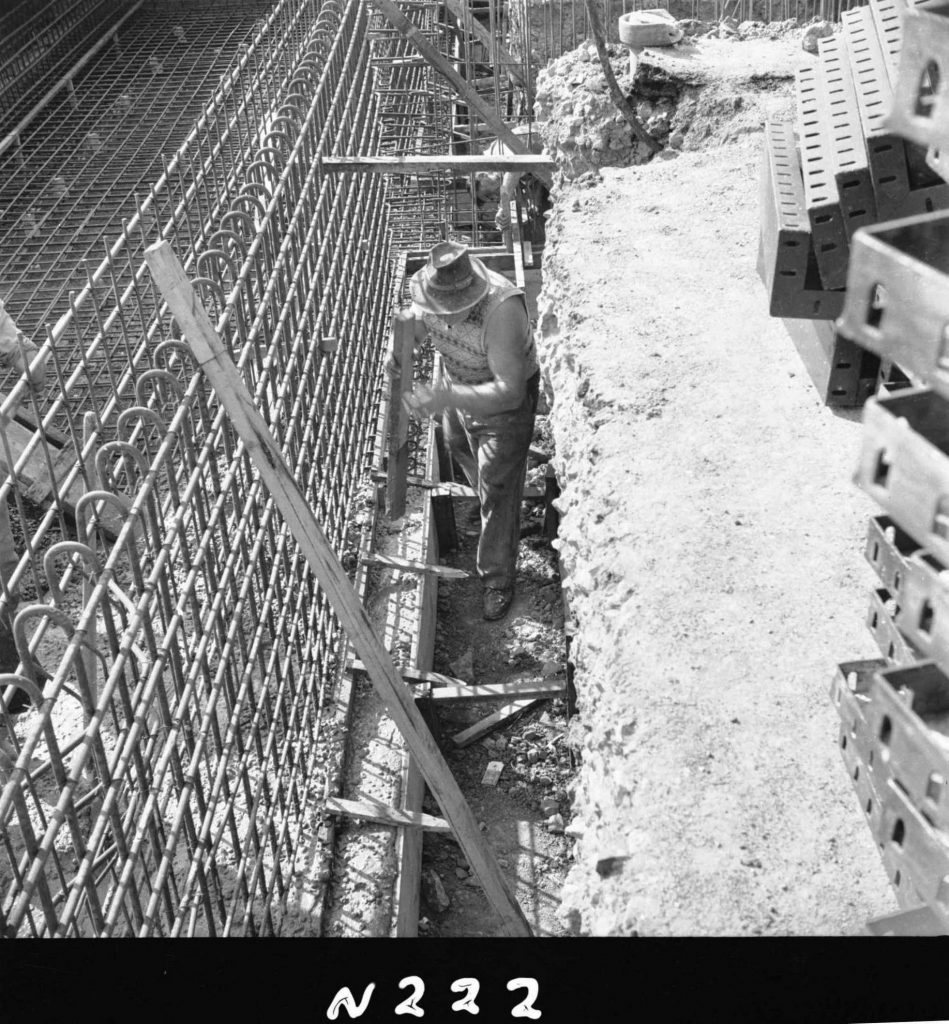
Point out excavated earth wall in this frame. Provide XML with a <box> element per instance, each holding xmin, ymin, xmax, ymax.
<box><xmin>535</xmin><ymin>34</ymin><xmax>897</xmax><ymax>935</ymax></box>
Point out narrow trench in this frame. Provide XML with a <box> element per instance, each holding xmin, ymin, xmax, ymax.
<box><xmin>324</xmin><ymin>43</ymin><xmax>699</xmax><ymax>940</ymax></box>
<box><xmin>417</xmin><ymin>421</ymin><xmax>576</xmax><ymax>937</ymax></box>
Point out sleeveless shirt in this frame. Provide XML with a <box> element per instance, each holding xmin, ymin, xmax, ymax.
<box><xmin>421</xmin><ymin>268</ymin><xmax>539</xmax><ymax>385</ymax></box>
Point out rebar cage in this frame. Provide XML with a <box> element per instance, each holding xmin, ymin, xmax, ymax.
<box><xmin>0</xmin><ymin>0</ymin><xmax>394</xmax><ymax>937</ymax></box>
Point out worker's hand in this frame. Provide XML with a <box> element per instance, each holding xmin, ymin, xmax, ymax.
<box><xmin>385</xmin><ymin>335</ymin><xmax>420</xmax><ymax>379</ymax></box>
<box><xmin>402</xmin><ymin>383</ymin><xmax>449</xmax><ymax>420</ymax></box>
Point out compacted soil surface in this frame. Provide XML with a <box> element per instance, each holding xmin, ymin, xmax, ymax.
<box><xmin>535</xmin><ymin>33</ymin><xmax>898</xmax><ymax>935</ymax></box>
<box><xmin>419</xmin><ymin>419</ymin><xmax>575</xmax><ymax>937</ymax></box>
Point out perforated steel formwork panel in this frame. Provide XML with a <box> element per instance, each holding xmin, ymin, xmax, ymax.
<box><xmin>864</xmin><ymin>514</ymin><xmax>921</xmax><ymax>597</ymax></box>
<box><xmin>843</xmin><ymin>4</ymin><xmax>912</xmax><ymax>217</ymax></box>
<box><xmin>818</xmin><ymin>32</ymin><xmax>878</xmax><ymax>236</ymax></box>
<box><xmin>758</xmin><ymin>117</ymin><xmax>844</xmax><ymax>319</ymax></box>
<box><xmin>870</xmin><ymin>0</ymin><xmax>907</xmax><ymax>83</ymax></box>
<box><xmin>837</xmin><ymin>210</ymin><xmax>949</xmax><ymax>388</ymax></box>
<box><xmin>779</xmin><ymin>315</ymin><xmax>878</xmax><ymax>406</ymax></box>
<box><xmin>867</xmin><ymin>585</ymin><xmax>920</xmax><ymax>664</ymax></box>
<box><xmin>796</xmin><ymin>63</ymin><xmax>850</xmax><ymax>289</ymax></box>
<box><xmin>896</xmin><ymin>549</ymin><xmax>949</xmax><ymax>663</ymax></box>
<box><xmin>855</xmin><ymin>387</ymin><xmax>949</xmax><ymax>568</ymax></box>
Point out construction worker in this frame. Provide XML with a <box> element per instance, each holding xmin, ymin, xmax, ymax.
<box><xmin>0</xmin><ymin>293</ymin><xmax>48</xmax><ymax>715</ymax></box>
<box><xmin>402</xmin><ymin>241</ymin><xmax>539</xmax><ymax>622</ymax></box>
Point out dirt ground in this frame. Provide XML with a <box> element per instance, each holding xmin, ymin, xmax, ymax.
<box><xmin>535</xmin><ymin>33</ymin><xmax>898</xmax><ymax>935</ymax></box>
<box><xmin>418</xmin><ymin>432</ymin><xmax>574</xmax><ymax>938</ymax></box>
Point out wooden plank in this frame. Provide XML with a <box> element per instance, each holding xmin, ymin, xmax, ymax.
<box><xmin>452</xmin><ymin>698</ymin><xmax>541</xmax><ymax>748</ymax></box>
<box><xmin>386</xmin><ymin>311</ymin><xmax>415</xmax><ymax>518</ymax></box>
<box><xmin>430</xmin><ymin>678</ymin><xmax>566</xmax><ymax>702</ymax></box>
<box><xmin>509</xmin><ymin>200</ymin><xmax>526</xmax><ymax>290</ymax></box>
<box><xmin>394</xmin><ymin>410</ymin><xmax>442</xmax><ymax>936</ymax></box>
<box><xmin>355</xmin><ymin>662</ymin><xmax>565</xmax><ymax>702</ymax></box>
<box><xmin>325</xmin><ymin>796</ymin><xmax>451</xmax><ymax>833</ymax></box>
<box><xmin>376</xmin><ymin>472</ymin><xmax>543</xmax><ymax>500</ymax></box>
<box><xmin>367</xmin><ymin>0</ymin><xmax>552</xmax><ymax>189</ymax></box>
<box><xmin>323</xmin><ymin>155</ymin><xmax>555</xmax><ymax>175</ymax></box>
<box><xmin>1</xmin><ymin>418</ymin><xmax>70</xmax><ymax>505</ymax></box>
<box><xmin>363</xmin><ymin>552</ymin><xmax>470</xmax><ymax>578</ymax></box>
<box><xmin>144</xmin><ymin>239</ymin><xmax>531</xmax><ymax>937</ymax></box>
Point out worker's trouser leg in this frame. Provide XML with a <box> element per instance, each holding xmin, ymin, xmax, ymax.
<box><xmin>442</xmin><ymin>372</ymin><xmax>539</xmax><ymax>591</ymax></box>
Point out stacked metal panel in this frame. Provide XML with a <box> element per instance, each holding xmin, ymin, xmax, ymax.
<box><xmin>758</xmin><ymin>0</ymin><xmax>949</xmax><ymax>406</ymax></box>
<box><xmin>833</xmin><ymin>0</ymin><xmax>949</xmax><ymax>935</ymax></box>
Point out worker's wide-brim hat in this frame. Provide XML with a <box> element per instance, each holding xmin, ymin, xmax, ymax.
<box><xmin>410</xmin><ymin>241</ymin><xmax>490</xmax><ymax>317</ymax></box>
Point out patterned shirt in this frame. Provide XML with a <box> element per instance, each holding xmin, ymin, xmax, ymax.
<box><xmin>420</xmin><ymin>268</ymin><xmax>539</xmax><ymax>385</ymax></box>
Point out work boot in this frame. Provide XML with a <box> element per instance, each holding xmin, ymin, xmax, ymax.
<box><xmin>483</xmin><ymin>585</ymin><xmax>514</xmax><ymax>622</ymax></box>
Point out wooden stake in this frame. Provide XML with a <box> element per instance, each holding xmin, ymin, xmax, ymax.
<box><xmin>364</xmin><ymin>552</ymin><xmax>470</xmax><ymax>579</ymax></box>
<box><xmin>325</xmin><ymin>796</ymin><xmax>451</xmax><ymax>833</ymax></box>
<box><xmin>144</xmin><ymin>240</ymin><xmax>531</xmax><ymax>937</ymax></box>
<box><xmin>510</xmin><ymin>200</ymin><xmax>526</xmax><ymax>290</ymax></box>
<box><xmin>452</xmin><ymin>699</ymin><xmax>541</xmax><ymax>747</ymax></box>
<box><xmin>386</xmin><ymin>311</ymin><xmax>415</xmax><ymax>519</ymax></box>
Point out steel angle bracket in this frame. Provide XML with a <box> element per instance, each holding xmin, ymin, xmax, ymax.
<box><xmin>896</xmin><ymin>549</ymin><xmax>949</xmax><ymax>660</ymax></box>
<box><xmin>875</xmin><ymin>777</ymin><xmax>943</xmax><ymax>911</ymax></box>
<box><xmin>878</xmin><ymin>357</ymin><xmax>914</xmax><ymax>393</ymax></box>
<box><xmin>818</xmin><ymin>32</ymin><xmax>878</xmax><ymax>235</ymax></box>
<box><xmin>837</xmin><ymin>211</ymin><xmax>949</xmax><ymax>384</ymax></box>
<box><xmin>868</xmin><ymin>585</ymin><xmax>922</xmax><ymax>664</ymax></box>
<box><xmin>843</xmin><ymin>4</ymin><xmax>912</xmax><ymax>217</ymax></box>
<box><xmin>865</xmin><ymin>661</ymin><xmax>949</xmax><ymax>834</ymax></box>
<box><xmin>830</xmin><ymin>660</ymin><xmax>889</xmax><ymax>833</ymax></box>
<box><xmin>832</xmin><ymin>659</ymin><xmax>887</xmax><ymax>763</ymax></box>
<box><xmin>885</xmin><ymin>0</ymin><xmax>949</xmax><ymax>148</ymax></box>
<box><xmin>796</xmin><ymin>64</ymin><xmax>851</xmax><ymax>289</ymax></box>
<box><xmin>865</xmin><ymin>903</ymin><xmax>947</xmax><ymax>934</ymax></box>
<box><xmin>896</xmin><ymin>173</ymin><xmax>949</xmax><ymax>215</ymax></box>
<box><xmin>758</xmin><ymin>118</ymin><xmax>845</xmax><ymax>319</ymax></box>
<box><xmin>856</xmin><ymin>387</ymin><xmax>949</xmax><ymax>563</ymax></box>
<box><xmin>927</xmin><ymin>140</ymin><xmax>949</xmax><ymax>182</ymax></box>
<box><xmin>781</xmin><ymin>316</ymin><xmax>878</xmax><ymax>406</ymax></box>
<box><xmin>864</xmin><ymin>514</ymin><xmax>923</xmax><ymax>594</ymax></box>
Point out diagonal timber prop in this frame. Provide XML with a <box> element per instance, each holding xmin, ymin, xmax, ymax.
<box><xmin>367</xmin><ymin>0</ymin><xmax>552</xmax><ymax>188</ymax></box>
<box><xmin>144</xmin><ymin>240</ymin><xmax>532</xmax><ymax>938</ymax></box>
